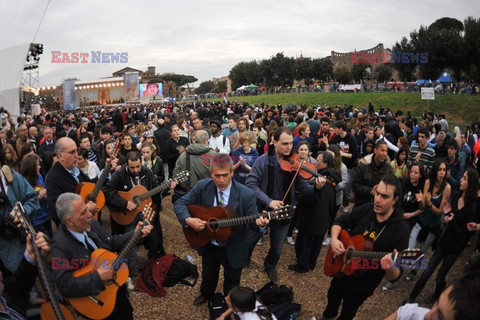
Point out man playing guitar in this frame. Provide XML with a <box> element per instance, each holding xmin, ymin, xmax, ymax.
<box><xmin>174</xmin><ymin>154</ymin><xmax>269</xmax><ymax>307</ymax></box>
<box><xmin>316</xmin><ymin>175</ymin><xmax>410</xmax><ymax>320</ymax></box>
<box><xmin>51</xmin><ymin>193</ymin><xmax>152</xmax><ymax>320</ymax></box>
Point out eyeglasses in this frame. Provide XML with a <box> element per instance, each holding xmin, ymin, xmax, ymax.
<box><xmin>62</xmin><ymin>148</ymin><xmax>78</xmax><ymax>155</ymax></box>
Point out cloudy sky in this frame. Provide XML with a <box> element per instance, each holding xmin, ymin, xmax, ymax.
<box><xmin>1</xmin><ymin>0</ymin><xmax>478</xmax><ymax>86</ymax></box>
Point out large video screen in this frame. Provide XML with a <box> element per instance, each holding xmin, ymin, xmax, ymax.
<box><xmin>140</xmin><ymin>83</ymin><xmax>162</xmax><ymax>97</ymax></box>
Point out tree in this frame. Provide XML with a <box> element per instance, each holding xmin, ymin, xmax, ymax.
<box><xmin>310</xmin><ymin>58</ymin><xmax>333</xmax><ymax>81</ymax></box>
<box><xmin>351</xmin><ymin>62</ymin><xmax>372</xmax><ymax>82</ymax></box>
<box><xmin>293</xmin><ymin>56</ymin><xmax>312</xmax><ymax>83</ymax></box>
<box><xmin>375</xmin><ymin>64</ymin><xmax>393</xmax><ymax>82</ymax></box>
<box><xmin>213</xmin><ymin>81</ymin><xmax>227</xmax><ymax>93</ymax></box>
<box><xmin>194</xmin><ymin>80</ymin><xmax>215</xmax><ymax>94</ymax></box>
<box><xmin>392</xmin><ymin>36</ymin><xmax>418</xmax><ymax>81</ymax></box>
<box><xmin>260</xmin><ymin>52</ymin><xmax>294</xmax><ymax>87</ymax></box>
<box><xmin>463</xmin><ymin>16</ymin><xmax>480</xmax><ymax>82</ymax></box>
<box><xmin>229</xmin><ymin>61</ymin><xmax>262</xmax><ymax>90</ymax></box>
<box><xmin>333</xmin><ymin>66</ymin><xmax>352</xmax><ymax>84</ymax></box>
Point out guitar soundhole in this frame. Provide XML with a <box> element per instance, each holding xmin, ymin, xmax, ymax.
<box><xmin>209</xmin><ymin>219</ymin><xmax>219</xmax><ymax>231</ymax></box>
<box><xmin>132</xmin><ymin>196</ymin><xmax>140</xmax><ymax>205</ymax></box>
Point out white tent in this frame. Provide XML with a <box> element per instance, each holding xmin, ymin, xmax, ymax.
<box><xmin>0</xmin><ymin>44</ymin><xmax>30</xmax><ymax>116</ymax></box>
<box><xmin>236</xmin><ymin>85</ymin><xmax>246</xmax><ymax>91</ymax></box>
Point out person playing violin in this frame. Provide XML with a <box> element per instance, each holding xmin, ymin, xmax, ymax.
<box><xmin>246</xmin><ymin>127</ymin><xmax>308</xmax><ymax>282</ymax></box>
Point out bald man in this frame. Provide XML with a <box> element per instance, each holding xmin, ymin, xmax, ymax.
<box><xmin>45</xmin><ymin>137</ymin><xmax>96</xmax><ymax>226</ymax></box>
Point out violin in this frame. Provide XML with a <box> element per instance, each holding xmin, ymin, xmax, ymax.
<box><xmin>278</xmin><ymin>153</ymin><xmax>336</xmax><ymax>186</ymax></box>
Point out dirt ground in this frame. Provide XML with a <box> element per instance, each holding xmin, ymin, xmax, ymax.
<box><xmin>115</xmin><ymin>197</ymin><xmax>478</xmax><ymax>320</ymax></box>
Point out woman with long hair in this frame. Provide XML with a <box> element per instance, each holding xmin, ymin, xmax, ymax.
<box><xmin>390</xmin><ymin>147</ymin><xmax>409</xmax><ymax>180</ymax></box>
<box><xmin>99</xmin><ymin>138</ymin><xmax>125</xmax><ymax>171</ymax></box>
<box><xmin>19</xmin><ymin>154</ymin><xmax>52</xmax><ymax>237</ymax></box>
<box><xmin>1</xmin><ymin>144</ymin><xmax>18</xmax><ymax>168</ymax></box>
<box><xmin>407</xmin><ymin>158</ymin><xmax>451</xmax><ymax>280</ymax></box>
<box><xmin>141</xmin><ymin>141</ymin><xmax>165</xmax><ymax>187</ymax></box>
<box><xmin>407</xmin><ymin>168</ymin><xmax>479</xmax><ymax>303</ymax></box>
<box><xmin>297</xmin><ymin>141</ymin><xmax>316</xmax><ymax>164</ymax></box>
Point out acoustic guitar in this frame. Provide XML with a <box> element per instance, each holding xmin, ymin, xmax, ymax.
<box><xmin>68</xmin><ymin>203</ymin><xmax>155</xmax><ymax>319</ymax></box>
<box><xmin>109</xmin><ymin>170</ymin><xmax>189</xmax><ymax>225</ymax></box>
<box><xmin>323</xmin><ymin>229</ymin><xmax>424</xmax><ymax>277</ymax></box>
<box><xmin>11</xmin><ymin>203</ymin><xmax>75</xmax><ymax>320</ymax></box>
<box><xmin>184</xmin><ymin>204</ymin><xmax>294</xmax><ymax>249</ymax></box>
<box><xmin>76</xmin><ymin>140</ymin><xmax>121</xmax><ymax>220</ymax></box>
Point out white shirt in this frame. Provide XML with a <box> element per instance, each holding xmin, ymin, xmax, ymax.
<box><xmin>209</xmin><ymin>135</ymin><xmax>231</xmax><ymax>154</ymax></box>
<box><xmin>395</xmin><ymin>303</ymin><xmax>429</xmax><ymax>320</ymax></box>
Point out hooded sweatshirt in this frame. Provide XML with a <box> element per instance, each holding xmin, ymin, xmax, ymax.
<box><xmin>173</xmin><ymin>143</ymin><xmax>218</xmax><ymax>190</ymax></box>
<box><xmin>333</xmin><ymin>203</ymin><xmax>409</xmax><ymax>290</ymax></box>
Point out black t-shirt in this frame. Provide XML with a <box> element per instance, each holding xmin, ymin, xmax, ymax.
<box><xmin>333</xmin><ymin>203</ymin><xmax>410</xmax><ymax>291</ymax></box>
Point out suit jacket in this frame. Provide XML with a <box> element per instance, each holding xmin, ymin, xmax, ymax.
<box><xmin>51</xmin><ymin>220</ymin><xmax>132</xmax><ymax>298</ymax></box>
<box><xmin>174</xmin><ymin>178</ymin><xmax>258</xmax><ymax>269</ymax></box>
<box><xmin>46</xmin><ymin>162</ymin><xmax>91</xmax><ymax>225</ymax></box>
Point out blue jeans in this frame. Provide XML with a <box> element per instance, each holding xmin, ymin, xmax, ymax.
<box><xmin>264</xmin><ymin>220</ymin><xmax>291</xmax><ymax>271</ymax></box>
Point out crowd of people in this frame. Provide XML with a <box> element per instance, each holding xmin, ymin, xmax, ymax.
<box><xmin>0</xmin><ymin>100</ymin><xmax>479</xmax><ymax>319</ymax></box>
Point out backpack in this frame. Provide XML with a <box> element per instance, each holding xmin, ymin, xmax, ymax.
<box><xmin>208</xmin><ymin>292</ymin><xmax>228</xmax><ymax>320</ymax></box>
<box><xmin>136</xmin><ymin>254</ymin><xmax>198</xmax><ymax>297</ymax></box>
<box><xmin>257</xmin><ymin>282</ymin><xmax>301</xmax><ymax>320</ymax></box>
<box><xmin>163</xmin><ymin>256</ymin><xmax>198</xmax><ymax>287</ymax></box>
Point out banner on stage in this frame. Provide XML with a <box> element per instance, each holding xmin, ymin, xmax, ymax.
<box><xmin>62</xmin><ymin>79</ymin><xmax>77</xmax><ymax>110</ymax></box>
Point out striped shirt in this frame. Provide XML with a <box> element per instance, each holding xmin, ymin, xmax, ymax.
<box><xmin>87</xmin><ymin>148</ymin><xmax>98</xmax><ymax>164</ymax></box>
<box><xmin>407</xmin><ymin>143</ymin><xmax>436</xmax><ymax>174</ymax></box>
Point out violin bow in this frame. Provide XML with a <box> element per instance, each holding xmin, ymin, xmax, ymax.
<box><xmin>281</xmin><ymin>158</ymin><xmax>304</xmax><ymax>204</ymax></box>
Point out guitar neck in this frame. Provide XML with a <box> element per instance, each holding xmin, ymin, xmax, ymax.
<box><xmin>208</xmin><ymin>213</ymin><xmax>262</xmax><ymax>229</ymax></box>
<box><xmin>90</xmin><ymin>162</ymin><xmax>112</xmax><ymax>200</ymax></box>
<box><xmin>138</xmin><ymin>179</ymin><xmax>168</xmax><ymax>202</ymax></box>
<box><xmin>114</xmin><ymin>221</ymin><xmax>147</xmax><ymax>271</ymax></box>
<box><xmin>31</xmin><ymin>231</ymin><xmax>66</xmax><ymax>320</ymax></box>
<box><xmin>347</xmin><ymin>250</ymin><xmax>391</xmax><ymax>260</ymax></box>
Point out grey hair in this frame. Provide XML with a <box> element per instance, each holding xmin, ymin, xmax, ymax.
<box><xmin>56</xmin><ymin>193</ymin><xmax>82</xmax><ymax>223</ymax></box>
<box><xmin>55</xmin><ymin>137</ymin><xmax>68</xmax><ymax>154</ymax></box>
<box><xmin>209</xmin><ymin>153</ymin><xmax>233</xmax><ymax>172</ymax></box>
<box><xmin>195</xmin><ymin>130</ymin><xmax>209</xmax><ymax>144</ymax></box>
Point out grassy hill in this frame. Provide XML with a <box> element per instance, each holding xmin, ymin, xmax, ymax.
<box><xmin>204</xmin><ymin>92</ymin><xmax>480</xmax><ymax>126</ymax></box>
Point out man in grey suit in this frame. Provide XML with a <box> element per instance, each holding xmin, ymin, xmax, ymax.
<box><xmin>174</xmin><ymin>154</ymin><xmax>269</xmax><ymax>306</ymax></box>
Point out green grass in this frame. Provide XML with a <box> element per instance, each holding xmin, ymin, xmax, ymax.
<box><xmin>204</xmin><ymin>92</ymin><xmax>480</xmax><ymax>126</ymax></box>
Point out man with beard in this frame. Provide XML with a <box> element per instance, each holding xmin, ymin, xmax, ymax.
<box><xmin>314</xmin><ymin>176</ymin><xmax>409</xmax><ymax>320</ymax></box>
<box><xmin>352</xmin><ymin>140</ymin><xmax>393</xmax><ymax>208</ymax></box>
<box><xmin>103</xmin><ymin>151</ymin><xmax>176</xmax><ymax>289</ymax></box>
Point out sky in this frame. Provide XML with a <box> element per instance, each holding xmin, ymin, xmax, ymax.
<box><xmin>1</xmin><ymin>0</ymin><xmax>479</xmax><ymax>87</ymax></box>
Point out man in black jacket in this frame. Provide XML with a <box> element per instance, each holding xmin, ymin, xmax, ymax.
<box><xmin>51</xmin><ymin>193</ymin><xmax>152</xmax><ymax>320</ymax></box>
<box><xmin>103</xmin><ymin>151</ymin><xmax>173</xmax><ymax>260</ymax></box>
<box><xmin>352</xmin><ymin>140</ymin><xmax>392</xmax><ymax>208</ymax></box>
<box><xmin>289</xmin><ymin>151</ymin><xmax>341</xmax><ymax>273</ymax></box>
<box><xmin>164</xmin><ymin>124</ymin><xmax>189</xmax><ymax>178</ymax></box>
<box><xmin>317</xmin><ymin>175</ymin><xmax>409</xmax><ymax>320</ymax></box>
<box><xmin>46</xmin><ymin>137</ymin><xmax>95</xmax><ymax>226</ymax></box>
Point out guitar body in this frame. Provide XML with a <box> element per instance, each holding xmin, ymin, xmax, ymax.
<box><xmin>324</xmin><ymin>229</ymin><xmax>374</xmax><ymax>277</ymax></box>
<box><xmin>76</xmin><ymin>182</ymin><xmax>106</xmax><ymax>220</ymax></box>
<box><xmin>69</xmin><ymin>249</ymin><xmax>129</xmax><ymax>319</ymax></box>
<box><xmin>40</xmin><ymin>301</ymin><xmax>75</xmax><ymax>320</ymax></box>
<box><xmin>109</xmin><ymin>185</ymin><xmax>151</xmax><ymax>225</ymax></box>
<box><xmin>183</xmin><ymin>205</ymin><xmax>236</xmax><ymax>249</ymax></box>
